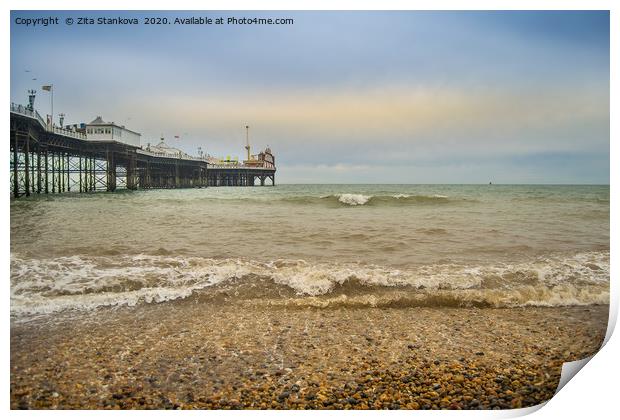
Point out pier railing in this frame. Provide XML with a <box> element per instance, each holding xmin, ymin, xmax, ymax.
<box><xmin>11</xmin><ymin>103</ymin><xmax>46</xmax><ymax>128</ymax></box>
<box><xmin>138</xmin><ymin>148</ymin><xmax>208</xmax><ymax>162</ymax></box>
<box><xmin>49</xmin><ymin>125</ymin><xmax>87</xmax><ymax>140</ymax></box>
<box><xmin>11</xmin><ymin>103</ymin><xmax>87</xmax><ymax>140</ymax></box>
<box><xmin>207</xmin><ymin>164</ymin><xmax>273</xmax><ymax>170</ymax></box>
<box><xmin>136</xmin><ymin>148</ymin><xmax>275</xmax><ymax>169</ymax></box>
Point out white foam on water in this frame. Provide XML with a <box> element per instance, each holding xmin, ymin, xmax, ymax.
<box><xmin>10</xmin><ymin>251</ymin><xmax>610</xmax><ymax>316</ymax></box>
<box><xmin>10</xmin><ymin>254</ymin><xmax>255</xmax><ymax>315</ymax></box>
<box><xmin>337</xmin><ymin>194</ymin><xmax>372</xmax><ymax>206</ymax></box>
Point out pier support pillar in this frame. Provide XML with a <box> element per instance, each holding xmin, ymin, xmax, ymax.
<box><xmin>106</xmin><ymin>150</ymin><xmax>116</xmax><ymax>192</ymax></box>
<box><xmin>44</xmin><ymin>149</ymin><xmax>49</xmax><ymax>194</ymax></box>
<box><xmin>12</xmin><ymin>131</ymin><xmax>19</xmax><ymax>198</ymax></box>
<box><xmin>78</xmin><ymin>156</ymin><xmax>83</xmax><ymax>193</ymax></box>
<box><xmin>91</xmin><ymin>156</ymin><xmax>96</xmax><ymax>191</ymax></box>
<box><xmin>36</xmin><ymin>150</ymin><xmax>42</xmax><ymax>194</ymax></box>
<box><xmin>24</xmin><ymin>135</ymin><xmax>30</xmax><ymax>197</ymax></box>
<box><xmin>66</xmin><ymin>154</ymin><xmax>71</xmax><ymax>192</ymax></box>
<box><xmin>60</xmin><ymin>153</ymin><xmax>64</xmax><ymax>192</ymax></box>
<box><xmin>126</xmin><ymin>153</ymin><xmax>137</xmax><ymax>190</ymax></box>
<box><xmin>146</xmin><ymin>161</ymin><xmax>151</xmax><ymax>189</ymax></box>
<box><xmin>51</xmin><ymin>152</ymin><xmax>56</xmax><ymax>193</ymax></box>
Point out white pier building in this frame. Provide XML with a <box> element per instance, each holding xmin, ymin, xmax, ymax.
<box><xmin>85</xmin><ymin>116</ymin><xmax>141</xmax><ymax>147</ymax></box>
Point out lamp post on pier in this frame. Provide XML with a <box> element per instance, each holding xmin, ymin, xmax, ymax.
<box><xmin>27</xmin><ymin>90</ymin><xmax>36</xmax><ymax>111</ymax></box>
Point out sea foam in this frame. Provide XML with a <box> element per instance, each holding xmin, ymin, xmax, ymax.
<box><xmin>10</xmin><ymin>251</ymin><xmax>610</xmax><ymax>316</ymax></box>
<box><xmin>337</xmin><ymin>194</ymin><xmax>371</xmax><ymax>206</ymax></box>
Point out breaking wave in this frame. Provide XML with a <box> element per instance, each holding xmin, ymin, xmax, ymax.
<box><xmin>10</xmin><ymin>251</ymin><xmax>609</xmax><ymax>316</ymax></box>
<box><xmin>319</xmin><ymin>193</ymin><xmax>456</xmax><ymax>206</ymax></box>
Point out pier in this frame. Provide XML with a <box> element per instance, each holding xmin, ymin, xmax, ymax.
<box><xmin>9</xmin><ymin>103</ymin><xmax>276</xmax><ymax>198</ymax></box>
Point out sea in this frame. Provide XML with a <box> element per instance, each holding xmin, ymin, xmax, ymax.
<box><xmin>10</xmin><ymin>184</ymin><xmax>610</xmax><ymax>317</ymax></box>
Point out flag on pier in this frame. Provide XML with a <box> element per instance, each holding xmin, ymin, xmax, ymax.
<box><xmin>42</xmin><ymin>85</ymin><xmax>52</xmax><ymax>91</ymax></box>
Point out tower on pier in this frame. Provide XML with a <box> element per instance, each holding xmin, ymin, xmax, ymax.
<box><xmin>244</xmin><ymin>125</ymin><xmax>251</xmax><ymax>161</ymax></box>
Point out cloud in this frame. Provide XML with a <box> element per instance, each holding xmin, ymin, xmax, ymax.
<box><xmin>126</xmin><ymin>83</ymin><xmax>608</xmax><ymax>155</ymax></box>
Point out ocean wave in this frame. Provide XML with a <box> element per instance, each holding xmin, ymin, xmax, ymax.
<box><xmin>322</xmin><ymin>193</ymin><xmax>455</xmax><ymax>207</ymax></box>
<box><xmin>10</xmin><ymin>251</ymin><xmax>609</xmax><ymax>315</ymax></box>
<box><xmin>335</xmin><ymin>193</ymin><xmax>371</xmax><ymax>206</ymax></box>
<box><xmin>260</xmin><ymin>286</ymin><xmax>609</xmax><ymax>309</ymax></box>
<box><xmin>120</xmin><ymin>193</ymin><xmax>465</xmax><ymax>207</ymax></box>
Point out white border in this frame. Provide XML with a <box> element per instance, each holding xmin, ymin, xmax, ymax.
<box><xmin>3</xmin><ymin>1</ymin><xmax>617</xmax><ymax>419</ymax></box>
<box><xmin>1</xmin><ymin>0</ymin><xmax>618</xmax><ymax>11</ymax></box>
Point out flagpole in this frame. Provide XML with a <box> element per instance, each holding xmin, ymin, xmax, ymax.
<box><xmin>42</xmin><ymin>85</ymin><xmax>53</xmax><ymax>127</ymax></box>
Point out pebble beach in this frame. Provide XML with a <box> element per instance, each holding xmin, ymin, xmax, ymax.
<box><xmin>11</xmin><ymin>301</ymin><xmax>608</xmax><ymax>410</ymax></box>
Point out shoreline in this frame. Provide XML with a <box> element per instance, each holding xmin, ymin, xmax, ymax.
<box><xmin>10</xmin><ymin>301</ymin><xmax>608</xmax><ymax>409</ymax></box>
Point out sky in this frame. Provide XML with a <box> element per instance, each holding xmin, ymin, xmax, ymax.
<box><xmin>10</xmin><ymin>11</ymin><xmax>610</xmax><ymax>183</ymax></box>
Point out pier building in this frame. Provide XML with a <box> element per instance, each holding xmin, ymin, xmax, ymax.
<box><xmin>85</xmin><ymin>116</ymin><xmax>141</xmax><ymax>147</ymax></box>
